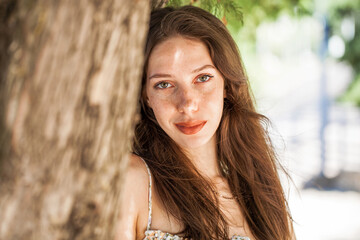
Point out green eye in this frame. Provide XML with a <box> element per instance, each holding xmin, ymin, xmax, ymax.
<box><xmin>197</xmin><ymin>75</ymin><xmax>212</xmax><ymax>82</ymax></box>
<box><xmin>156</xmin><ymin>82</ymin><xmax>172</xmax><ymax>89</ymax></box>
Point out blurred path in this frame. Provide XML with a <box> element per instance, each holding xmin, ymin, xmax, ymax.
<box><xmin>290</xmin><ymin>190</ymin><xmax>360</xmax><ymax>240</ymax></box>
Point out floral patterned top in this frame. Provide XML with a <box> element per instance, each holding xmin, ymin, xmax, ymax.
<box><xmin>141</xmin><ymin>159</ymin><xmax>250</xmax><ymax>240</ymax></box>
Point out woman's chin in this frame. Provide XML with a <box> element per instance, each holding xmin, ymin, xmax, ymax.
<box><xmin>174</xmin><ymin>135</ymin><xmax>215</xmax><ymax>151</ymax></box>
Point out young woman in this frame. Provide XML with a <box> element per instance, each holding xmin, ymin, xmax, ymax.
<box><xmin>117</xmin><ymin>5</ymin><xmax>294</xmax><ymax>240</ymax></box>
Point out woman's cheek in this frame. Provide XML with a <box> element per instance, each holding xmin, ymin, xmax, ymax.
<box><xmin>150</xmin><ymin>98</ymin><xmax>174</xmax><ymax>121</ymax></box>
<box><xmin>148</xmin><ymin>88</ymin><xmax>173</xmax><ymax>106</ymax></box>
<box><xmin>201</xmin><ymin>82</ymin><xmax>223</xmax><ymax>102</ymax></box>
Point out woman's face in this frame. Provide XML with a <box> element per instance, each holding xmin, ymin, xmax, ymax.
<box><xmin>146</xmin><ymin>36</ymin><xmax>225</xmax><ymax>150</ymax></box>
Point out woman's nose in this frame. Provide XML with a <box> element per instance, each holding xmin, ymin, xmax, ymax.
<box><xmin>176</xmin><ymin>87</ymin><xmax>199</xmax><ymax>114</ymax></box>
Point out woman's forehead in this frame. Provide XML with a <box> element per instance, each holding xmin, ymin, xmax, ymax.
<box><xmin>147</xmin><ymin>36</ymin><xmax>214</xmax><ymax>77</ymax></box>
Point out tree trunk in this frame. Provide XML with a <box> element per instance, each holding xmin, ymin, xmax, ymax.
<box><xmin>0</xmin><ymin>0</ymin><xmax>150</xmax><ymax>239</ymax></box>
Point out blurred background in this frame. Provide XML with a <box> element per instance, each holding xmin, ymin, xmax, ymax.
<box><xmin>168</xmin><ymin>0</ymin><xmax>360</xmax><ymax>239</ymax></box>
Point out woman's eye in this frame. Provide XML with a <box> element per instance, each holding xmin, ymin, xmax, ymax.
<box><xmin>196</xmin><ymin>74</ymin><xmax>213</xmax><ymax>83</ymax></box>
<box><xmin>155</xmin><ymin>82</ymin><xmax>172</xmax><ymax>89</ymax></box>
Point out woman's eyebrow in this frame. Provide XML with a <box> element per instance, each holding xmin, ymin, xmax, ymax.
<box><xmin>191</xmin><ymin>64</ymin><xmax>216</xmax><ymax>73</ymax></box>
<box><xmin>148</xmin><ymin>64</ymin><xmax>216</xmax><ymax>81</ymax></box>
<box><xmin>148</xmin><ymin>73</ymin><xmax>173</xmax><ymax>81</ymax></box>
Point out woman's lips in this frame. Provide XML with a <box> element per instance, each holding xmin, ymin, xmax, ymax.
<box><xmin>175</xmin><ymin>120</ymin><xmax>207</xmax><ymax>135</ymax></box>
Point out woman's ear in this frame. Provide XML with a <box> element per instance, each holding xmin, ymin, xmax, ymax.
<box><xmin>146</xmin><ymin>98</ymin><xmax>152</xmax><ymax>108</ymax></box>
<box><xmin>141</xmin><ymin>86</ymin><xmax>152</xmax><ymax>108</ymax></box>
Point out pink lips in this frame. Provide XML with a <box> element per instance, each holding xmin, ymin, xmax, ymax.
<box><xmin>175</xmin><ymin>120</ymin><xmax>207</xmax><ymax>135</ymax></box>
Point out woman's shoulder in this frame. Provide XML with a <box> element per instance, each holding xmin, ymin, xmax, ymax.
<box><xmin>122</xmin><ymin>154</ymin><xmax>150</xmax><ymax>207</ymax></box>
<box><xmin>127</xmin><ymin>154</ymin><xmax>149</xmax><ymax>177</ymax></box>
<box><xmin>115</xmin><ymin>154</ymin><xmax>150</xmax><ymax>240</ymax></box>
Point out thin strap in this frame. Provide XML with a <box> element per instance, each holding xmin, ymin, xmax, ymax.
<box><xmin>141</xmin><ymin>158</ymin><xmax>152</xmax><ymax>231</ymax></box>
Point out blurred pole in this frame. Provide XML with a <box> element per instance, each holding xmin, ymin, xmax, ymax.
<box><xmin>319</xmin><ymin>15</ymin><xmax>330</xmax><ymax>176</ymax></box>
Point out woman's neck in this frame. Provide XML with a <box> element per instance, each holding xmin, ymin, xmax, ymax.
<box><xmin>182</xmin><ymin>135</ymin><xmax>222</xmax><ymax>180</ymax></box>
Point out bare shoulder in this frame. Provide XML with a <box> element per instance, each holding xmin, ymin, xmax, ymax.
<box><xmin>115</xmin><ymin>154</ymin><xmax>150</xmax><ymax>240</ymax></box>
<box><xmin>125</xmin><ymin>155</ymin><xmax>151</xmax><ymax>201</ymax></box>
<box><xmin>127</xmin><ymin>154</ymin><xmax>149</xmax><ymax>176</ymax></box>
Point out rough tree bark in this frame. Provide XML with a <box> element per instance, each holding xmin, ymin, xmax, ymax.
<box><xmin>0</xmin><ymin>0</ymin><xmax>150</xmax><ymax>239</ymax></box>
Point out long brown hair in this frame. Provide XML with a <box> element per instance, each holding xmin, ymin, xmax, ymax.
<box><xmin>133</xmin><ymin>5</ymin><xmax>294</xmax><ymax>240</ymax></box>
